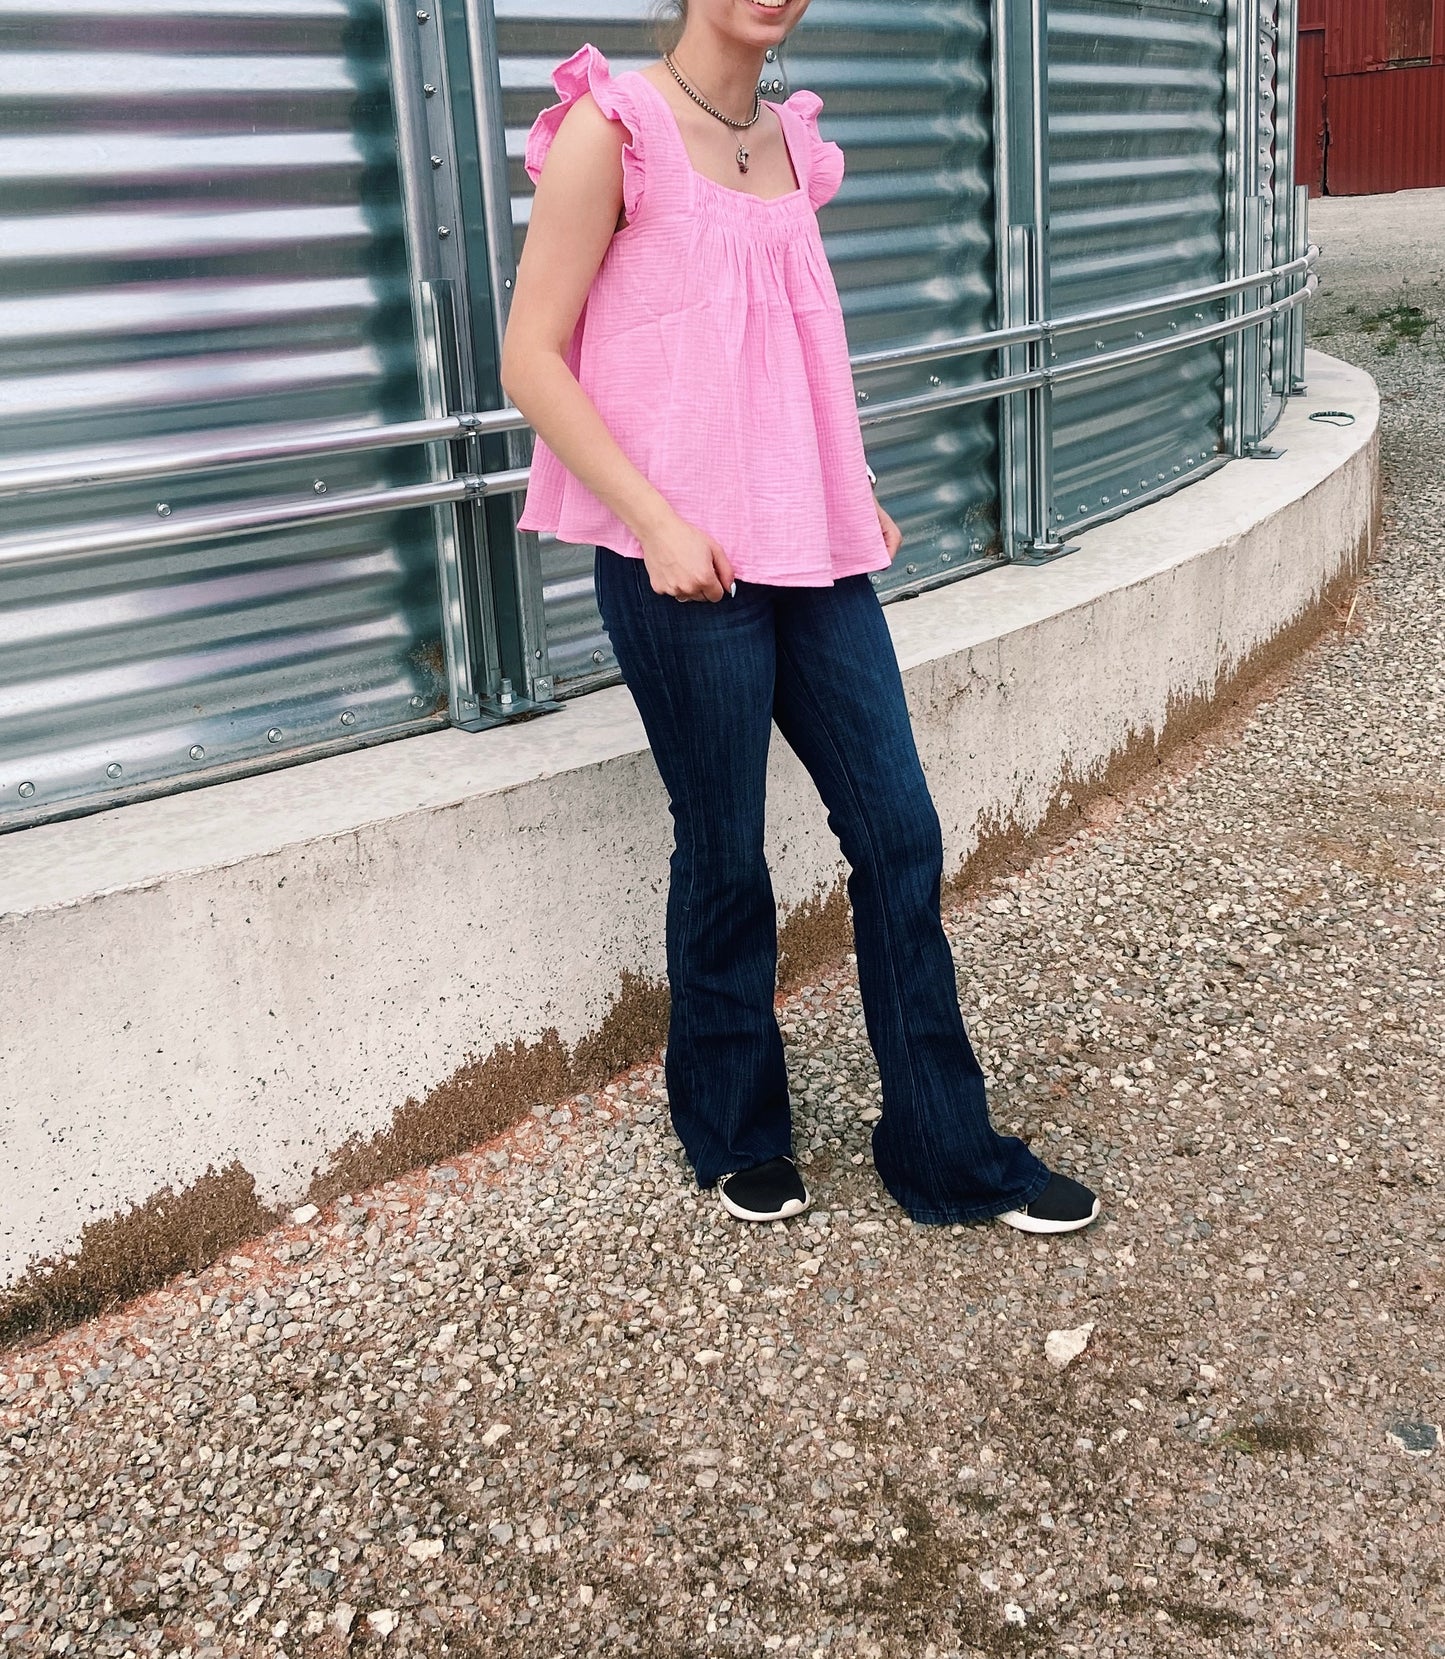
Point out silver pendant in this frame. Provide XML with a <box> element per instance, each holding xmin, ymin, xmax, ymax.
<box><xmin>736</xmin><ymin>143</ymin><xmax>749</xmax><ymax>174</ymax></box>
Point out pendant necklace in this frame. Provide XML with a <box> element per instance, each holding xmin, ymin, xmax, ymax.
<box><xmin>663</xmin><ymin>51</ymin><xmax>763</xmax><ymax>173</ymax></box>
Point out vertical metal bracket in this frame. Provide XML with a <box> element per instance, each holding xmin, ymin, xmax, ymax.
<box><xmin>458</xmin><ymin>0</ymin><xmax>554</xmax><ymax>707</ymax></box>
<box><xmin>1289</xmin><ymin>184</ymin><xmax>1310</xmax><ymax>394</ymax></box>
<box><xmin>993</xmin><ymin>0</ymin><xmax>1076</xmax><ymax>563</ymax></box>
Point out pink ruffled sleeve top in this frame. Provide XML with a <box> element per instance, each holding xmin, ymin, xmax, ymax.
<box><xmin>516</xmin><ymin>45</ymin><xmax>888</xmax><ymax>588</ymax></box>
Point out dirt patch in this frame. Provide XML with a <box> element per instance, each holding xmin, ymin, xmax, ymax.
<box><xmin>305</xmin><ymin>969</ymin><xmax>669</xmax><ymax>1208</ymax></box>
<box><xmin>0</xmin><ymin>1162</ymin><xmax>276</xmax><ymax>1349</ymax></box>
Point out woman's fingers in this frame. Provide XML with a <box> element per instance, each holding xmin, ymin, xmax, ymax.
<box><xmin>710</xmin><ymin>540</ymin><xmax>736</xmax><ymax>595</ymax></box>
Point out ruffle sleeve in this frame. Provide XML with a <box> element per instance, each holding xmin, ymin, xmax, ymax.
<box><xmin>784</xmin><ymin>88</ymin><xmax>845</xmax><ymax>211</ymax></box>
<box><xmin>524</xmin><ymin>43</ymin><xmax>645</xmax><ymax>223</ymax></box>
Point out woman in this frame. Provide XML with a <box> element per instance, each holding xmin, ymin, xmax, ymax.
<box><xmin>501</xmin><ymin>0</ymin><xmax>1098</xmax><ymax>1234</ymax></box>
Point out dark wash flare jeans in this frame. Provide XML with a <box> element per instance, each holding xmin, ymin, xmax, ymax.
<box><xmin>595</xmin><ymin>549</ymin><xmax>1050</xmax><ymax>1224</ymax></box>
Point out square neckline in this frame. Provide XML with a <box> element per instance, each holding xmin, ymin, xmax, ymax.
<box><xmin>631</xmin><ymin>69</ymin><xmax>805</xmax><ymax>206</ymax></box>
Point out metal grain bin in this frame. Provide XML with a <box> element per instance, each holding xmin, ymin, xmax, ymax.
<box><xmin>0</xmin><ymin>0</ymin><xmax>1313</xmax><ymax>830</ymax></box>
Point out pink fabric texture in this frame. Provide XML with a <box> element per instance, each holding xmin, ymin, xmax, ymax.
<box><xmin>517</xmin><ymin>44</ymin><xmax>888</xmax><ymax>587</ymax></box>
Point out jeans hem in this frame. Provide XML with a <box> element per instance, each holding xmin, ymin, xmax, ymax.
<box><xmin>900</xmin><ymin>1162</ymin><xmax>1053</xmax><ymax>1227</ymax></box>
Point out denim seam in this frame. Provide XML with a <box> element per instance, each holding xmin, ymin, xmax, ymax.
<box><xmin>905</xmin><ymin>1163</ymin><xmax>1052</xmax><ymax>1226</ymax></box>
<box><xmin>773</xmin><ymin>630</ymin><xmax>946</xmax><ymax>1179</ymax></box>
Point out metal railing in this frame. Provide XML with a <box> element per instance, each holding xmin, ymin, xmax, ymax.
<box><xmin>0</xmin><ymin>249</ymin><xmax>1316</xmax><ymax>571</ymax></box>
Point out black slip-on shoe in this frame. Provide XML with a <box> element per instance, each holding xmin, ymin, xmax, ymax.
<box><xmin>718</xmin><ymin>1157</ymin><xmax>810</xmax><ymax>1223</ymax></box>
<box><xmin>996</xmin><ymin>1171</ymin><xmax>1101</xmax><ymax>1235</ymax></box>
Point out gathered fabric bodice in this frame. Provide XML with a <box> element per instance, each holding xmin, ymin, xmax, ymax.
<box><xmin>516</xmin><ymin>45</ymin><xmax>888</xmax><ymax>588</ymax></box>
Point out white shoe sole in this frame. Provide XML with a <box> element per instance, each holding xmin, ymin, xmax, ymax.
<box><xmin>718</xmin><ymin>1186</ymin><xmax>810</xmax><ymax>1223</ymax></box>
<box><xmin>995</xmin><ymin>1197</ymin><xmax>1101</xmax><ymax>1235</ymax></box>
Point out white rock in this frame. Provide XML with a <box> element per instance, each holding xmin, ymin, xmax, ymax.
<box><xmin>694</xmin><ymin>1349</ymin><xmax>725</xmax><ymax>1366</ymax></box>
<box><xmin>480</xmin><ymin>1422</ymin><xmax>512</xmax><ymax>1448</ymax></box>
<box><xmin>405</xmin><ymin>1537</ymin><xmax>443</xmax><ymax>1560</ymax></box>
<box><xmin>366</xmin><ymin>1609</ymin><xmax>399</xmax><ymax>1637</ymax></box>
<box><xmin>330</xmin><ymin>1604</ymin><xmax>356</xmax><ymax>1635</ymax></box>
<box><xmin>1044</xmin><ymin>1322</ymin><xmax>1096</xmax><ymax>1370</ymax></box>
<box><xmin>1004</xmin><ymin>1603</ymin><xmax>1028</xmax><ymax>1626</ymax></box>
<box><xmin>291</xmin><ymin>1204</ymin><xmax>319</xmax><ymax>1225</ymax></box>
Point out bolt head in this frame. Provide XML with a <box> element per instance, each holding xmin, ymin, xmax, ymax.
<box><xmin>423</xmin><ymin>83</ymin><xmax>436</xmax><ymax>96</ymax></box>
<box><xmin>156</xmin><ymin>502</ymin><xmax>172</xmax><ymax>517</ymax></box>
<box><xmin>340</xmin><ymin>710</ymin><xmax>357</xmax><ymax>726</ymax></box>
<box><xmin>106</xmin><ymin>762</ymin><xmax>123</xmax><ymax>779</ymax></box>
<box><xmin>17</xmin><ymin>781</ymin><xmax>35</xmax><ymax>798</ymax></box>
<box><xmin>189</xmin><ymin>745</ymin><xmax>205</xmax><ymax>761</ymax></box>
<box><xmin>438</xmin><ymin>225</ymin><xmax>451</xmax><ymax>239</ymax></box>
<box><xmin>313</xmin><ymin>479</ymin><xmax>328</xmax><ymax>494</ymax></box>
<box><xmin>410</xmin><ymin>694</ymin><xmax>426</xmax><ymax>709</ymax></box>
<box><xmin>267</xmin><ymin>727</ymin><xmax>283</xmax><ymax>743</ymax></box>
<box><xmin>416</xmin><ymin>7</ymin><xmax>430</xmax><ymax>19</ymax></box>
<box><xmin>430</xmin><ymin>154</ymin><xmax>444</xmax><ymax>169</ymax></box>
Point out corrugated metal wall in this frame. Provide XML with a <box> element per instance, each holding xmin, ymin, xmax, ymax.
<box><xmin>1047</xmin><ymin>0</ymin><xmax>1228</xmax><ymax>530</ymax></box>
<box><xmin>1324</xmin><ymin>62</ymin><xmax>1445</xmax><ymax>193</ymax></box>
<box><xmin>497</xmin><ymin>0</ymin><xmax>1002</xmax><ymax>695</ymax></box>
<box><xmin>0</xmin><ymin>0</ymin><xmax>445</xmax><ymax>828</ymax></box>
<box><xmin>1298</xmin><ymin>0</ymin><xmax>1445</xmax><ymax>195</ymax></box>
<box><xmin>1325</xmin><ymin>0</ymin><xmax>1444</xmax><ymax>73</ymax></box>
<box><xmin>795</xmin><ymin>0</ymin><xmax>1002</xmax><ymax>599</ymax></box>
<box><xmin>1</xmin><ymin>0</ymin><xmax>1306</xmax><ymax>827</ymax></box>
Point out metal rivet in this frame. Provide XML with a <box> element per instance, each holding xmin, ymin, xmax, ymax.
<box><xmin>857</xmin><ymin>391</ymin><xmax>868</xmax><ymax>403</ymax></box>
<box><xmin>929</xmin><ymin>375</ymin><xmax>941</xmax><ymax>387</ymax></box>
<box><xmin>771</xmin><ymin>79</ymin><xmax>784</xmax><ymax>93</ymax></box>
<box><xmin>340</xmin><ymin>710</ymin><xmax>357</xmax><ymax>726</ymax></box>
<box><xmin>534</xmin><ymin>649</ymin><xmax>544</xmax><ymax>660</ymax></box>
<box><xmin>1102</xmin><ymin>495</ymin><xmax>1111</xmax><ymax>505</ymax></box>
<box><xmin>503</xmin><ymin>277</ymin><xmax>513</xmax><ymax>289</ymax></box>
<box><xmin>423</xmin><ymin>83</ymin><xmax>436</xmax><ymax>96</ymax></box>
<box><xmin>905</xmin><ymin>562</ymin><xmax>917</xmax><ymax>575</ymax></box>
<box><xmin>940</xmin><ymin>552</ymin><xmax>952</xmax><ymax>562</ymax></box>
<box><xmin>1120</xmin><ymin>488</ymin><xmax>1130</xmax><ymax>497</ymax></box>
<box><xmin>1094</xmin><ymin>340</ymin><xmax>1104</xmax><ymax>351</ymax></box>
<box><xmin>438</xmin><ymin>225</ymin><xmax>451</xmax><ymax>239</ymax></box>
<box><xmin>17</xmin><ymin>781</ymin><xmax>35</xmax><ymax>798</ymax></box>
<box><xmin>971</xmin><ymin>541</ymin><xmax>983</xmax><ymax>552</ymax></box>
<box><xmin>267</xmin><ymin>727</ymin><xmax>283</xmax><ymax>743</ymax></box>
<box><xmin>1135</xmin><ymin>330</ymin><xmax>1145</xmax><ymax>340</ymax></box>
<box><xmin>313</xmin><ymin>479</ymin><xmax>328</xmax><ymax>494</ymax></box>
<box><xmin>765</xmin><ymin>47</ymin><xmax>777</xmax><ymax>60</ymax></box>
<box><xmin>592</xmin><ymin>650</ymin><xmax>606</xmax><ymax>665</ymax></box>
<box><xmin>410</xmin><ymin>694</ymin><xmax>426</xmax><ymax>708</ymax></box>
<box><xmin>1186</xmin><ymin>457</ymin><xmax>1196</xmax><ymax>467</ymax></box>
<box><xmin>1079</xmin><ymin>504</ymin><xmax>1088</xmax><ymax>513</ymax></box>
<box><xmin>430</xmin><ymin>154</ymin><xmax>444</xmax><ymax>169</ymax></box>
<box><xmin>189</xmin><ymin>745</ymin><xmax>205</xmax><ymax>760</ymax></box>
<box><xmin>106</xmin><ymin>762</ymin><xmax>123</xmax><ymax>779</ymax></box>
<box><xmin>416</xmin><ymin>7</ymin><xmax>429</xmax><ymax>19</ymax></box>
<box><xmin>156</xmin><ymin>502</ymin><xmax>172</xmax><ymax>517</ymax></box>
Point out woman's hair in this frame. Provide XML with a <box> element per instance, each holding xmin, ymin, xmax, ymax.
<box><xmin>651</xmin><ymin>0</ymin><xmax>687</xmax><ymax>51</ymax></box>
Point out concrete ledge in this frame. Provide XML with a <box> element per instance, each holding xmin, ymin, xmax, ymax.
<box><xmin>0</xmin><ymin>351</ymin><xmax>1379</xmax><ymax>1316</ymax></box>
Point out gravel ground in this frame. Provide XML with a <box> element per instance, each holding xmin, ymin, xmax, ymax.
<box><xmin>2</xmin><ymin>196</ymin><xmax>1443</xmax><ymax>1659</ymax></box>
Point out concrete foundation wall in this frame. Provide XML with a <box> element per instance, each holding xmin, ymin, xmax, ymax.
<box><xmin>0</xmin><ymin>352</ymin><xmax>1378</xmax><ymax>1311</ymax></box>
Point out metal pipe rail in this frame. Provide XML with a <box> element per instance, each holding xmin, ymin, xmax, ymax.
<box><xmin>0</xmin><ymin>249</ymin><xmax>1318</xmax><ymax>506</ymax></box>
<box><xmin>0</xmin><ymin>276</ymin><xmax>1314</xmax><ymax>571</ymax></box>
<box><xmin>0</xmin><ymin>408</ymin><xmax>531</xmax><ymax>502</ymax></box>
<box><xmin>858</xmin><ymin>274</ymin><xmax>1318</xmax><ymax>429</ymax></box>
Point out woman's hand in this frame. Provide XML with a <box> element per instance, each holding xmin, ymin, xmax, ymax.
<box><xmin>876</xmin><ymin>496</ymin><xmax>903</xmax><ymax>561</ymax></box>
<box><xmin>640</xmin><ymin>511</ymin><xmax>736</xmax><ymax>602</ymax></box>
